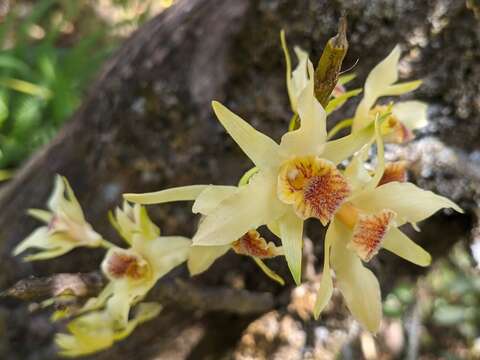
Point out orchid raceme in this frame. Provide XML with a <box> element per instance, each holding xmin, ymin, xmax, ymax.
<box><xmin>313</xmin><ymin>124</ymin><xmax>463</xmax><ymax>332</ymax></box>
<box><xmin>352</xmin><ymin>45</ymin><xmax>428</xmax><ymax>140</ymax></box>
<box><xmin>13</xmin><ymin>175</ymin><xmax>107</xmax><ymax>261</ymax></box>
<box><xmin>56</xmin><ymin>303</ymin><xmax>161</xmax><ymax>357</ymax></box>
<box><xmin>81</xmin><ymin>202</ymin><xmax>190</xmax><ymax>327</ymax></box>
<box><xmin>125</xmin><ymin>59</ymin><xmax>377</xmax><ymax>285</ymax></box>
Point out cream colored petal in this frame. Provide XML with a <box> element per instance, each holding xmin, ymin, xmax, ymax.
<box><xmin>48</xmin><ymin>176</ymin><xmax>85</xmax><ymax>223</ymax></box>
<box><xmin>136</xmin><ymin>205</ymin><xmax>161</xmax><ymax>241</ymax></box>
<box><xmin>278</xmin><ymin>209</ymin><xmax>304</xmax><ymax>285</ymax></box>
<box><xmin>353</xmin><ymin>45</ymin><xmax>401</xmax><ymax>130</ymax></box>
<box><xmin>267</xmin><ymin>221</ymin><xmax>281</xmax><ymax>238</ymax></box>
<box><xmin>291</xmin><ymin>46</ymin><xmax>309</xmax><ymax>105</ymax></box>
<box><xmin>392</xmin><ymin>100</ymin><xmax>428</xmax><ymax>130</ymax></box>
<box><xmin>212</xmin><ymin>101</ymin><xmax>281</xmax><ymax>169</ymax></box>
<box><xmin>382</xmin><ymin>227</ymin><xmax>431</xmax><ymax>266</ymax></box>
<box><xmin>124</xmin><ymin>185</ymin><xmax>208</xmax><ymax>205</ymax></box>
<box><xmin>331</xmin><ymin>222</ymin><xmax>382</xmax><ymax>332</ymax></box>
<box><xmin>193</xmin><ymin>171</ymin><xmax>287</xmax><ymax>246</ymax></box>
<box><xmin>352</xmin><ymin>182</ymin><xmax>463</xmax><ymax>225</ymax></box>
<box><xmin>192</xmin><ymin>185</ymin><xmax>238</xmax><ymax>215</ymax></box>
<box><xmin>136</xmin><ymin>236</ymin><xmax>191</xmax><ymax>278</ymax></box>
<box><xmin>187</xmin><ymin>245</ymin><xmax>231</xmax><ymax>275</ymax></box>
<box><xmin>322</xmin><ymin>122</ymin><xmax>375</xmax><ymax>165</ymax></box>
<box><xmin>27</xmin><ymin>209</ymin><xmax>52</xmax><ymax>223</ymax></box>
<box><xmin>280</xmin><ymin>60</ymin><xmax>327</xmax><ymax>157</ymax></box>
<box><xmin>314</xmin><ymin>219</ymin><xmax>340</xmax><ymax>318</ymax></box>
<box><xmin>13</xmin><ymin>228</ymin><xmax>75</xmax><ymax>261</ymax></box>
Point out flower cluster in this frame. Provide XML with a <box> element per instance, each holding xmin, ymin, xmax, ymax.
<box><xmin>124</xmin><ymin>35</ymin><xmax>461</xmax><ymax>333</ymax></box>
<box><xmin>14</xmin><ymin>176</ymin><xmax>191</xmax><ymax>356</ymax></box>
<box><xmin>11</xmin><ymin>27</ymin><xmax>463</xmax><ymax>356</ymax></box>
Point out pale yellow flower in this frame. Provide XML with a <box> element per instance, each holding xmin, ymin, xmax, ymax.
<box><xmin>13</xmin><ymin>175</ymin><xmax>104</xmax><ymax>261</ymax></box>
<box><xmin>82</xmin><ymin>202</ymin><xmax>190</xmax><ymax>327</ymax></box>
<box><xmin>352</xmin><ymin>45</ymin><xmax>427</xmax><ymax>140</ymax></box>
<box><xmin>314</xmin><ymin>123</ymin><xmax>463</xmax><ymax>332</ymax></box>
<box><xmin>55</xmin><ymin>303</ymin><xmax>160</xmax><ymax>357</ymax></box>
<box><xmin>125</xmin><ymin>59</ymin><xmax>376</xmax><ymax>284</ymax></box>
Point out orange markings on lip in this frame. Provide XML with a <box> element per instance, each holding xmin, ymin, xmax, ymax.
<box><xmin>106</xmin><ymin>251</ymin><xmax>150</xmax><ymax>280</ymax></box>
<box><xmin>232</xmin><ymin>230</ymin><xmax>280</xmax><ymax>258</ymax></box>
<box><xmin>349</xmin><ymin>209</ymin><xmax>396</xmax><ymax>261</ymax></box>
<box><xmin>278</xmin><ymin>156</ymin><xmax>350</xmax><ymax>225</ymax></box>
<box><xmin>378</xmin><ymin>161</ymin><xmax>408</xmax><ymax>186</ymax></box>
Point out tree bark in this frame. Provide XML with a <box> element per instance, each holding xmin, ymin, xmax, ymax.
<box><xmin>0</xmin><ymin>0</ymin><xmax>479</xmax><ymax>358</ymax></box>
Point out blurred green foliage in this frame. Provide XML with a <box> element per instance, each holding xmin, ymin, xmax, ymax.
<box><xmin>0</xmin><ymin>0</ymin><xmax>156</xmax><ymax>171</ymax></box>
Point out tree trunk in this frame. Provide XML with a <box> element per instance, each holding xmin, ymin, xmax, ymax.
<box><xmin>0</xmin><ymin>0</ymin><xmax>478</xmax><ymax>358</ymax></box>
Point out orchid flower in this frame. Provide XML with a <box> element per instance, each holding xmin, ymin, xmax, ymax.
<box><xmin>13</xmin><ymin>175</ymin><xmax>106</xmax><ymax>261</ymax></box>
<box><xmin>352</xmin><ymin>45</ymin><xmax>428</xmax><ymax>142</ymax></box>
<box><xmin>314</xmin><ymin>121</ymin><xmax>463</xmax><ymax>332</ymax></box>
<box><xmin>125</xmin><ymin>58</ymin><xmax>376</xmax><ymax>285</ymax></box>
<box><xmin>56</xmin><ymin>303</ymin><xmax>161</xmax><ymax>357</ymax></box>
<box><xmin>81</xmin><ymin>202</ymin><xmax>190</xmax><ymax>327</ymax></box>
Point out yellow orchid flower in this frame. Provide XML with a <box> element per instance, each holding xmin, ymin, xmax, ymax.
<box><xmin>13</xmin><ymin>175</ymin><xmax>106</xmax><ymax>261</ymax></box>
<box><xmin>314</xmin><ymin>122</ymin><xmax>463</xmax><ymax>332</ymax></box>
<box><xmin>82</xmin><ymin>202</ymin><xmax>190</xmax><ymax>327</ymax></box>
<box><xmin>56</xmin><ymin>303</ymin><xmax>161</xmax><ymax>357</ymax></box>
<box><xmin>125</xmin><ymin>59</ymin><xmax>376</xmax><ymax>285</ymax></box>
<box><xmin>352</xmin><ymin>45</ymin><xmax>428</xmax><ymax>141</ymax></box>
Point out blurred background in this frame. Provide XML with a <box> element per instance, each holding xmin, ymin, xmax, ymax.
<box><xmin>0</xmin><ymin>1</ymin><xmax>479</xmax><ymax>359</ymax></box>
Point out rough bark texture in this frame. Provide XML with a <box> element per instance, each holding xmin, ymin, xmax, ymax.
<box><xmin>0</xmin><ymin>0</ymin><xmax>479</xmax><ymax>358</ymax></box>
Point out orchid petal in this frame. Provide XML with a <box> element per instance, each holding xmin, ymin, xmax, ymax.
<box><xmin>382</xmin><ymin>227</ymin><xmax>431</xmax><ymax>266</ymax></box>
<box><xmin>192</xmin><ymin>185</ymin><xmax>237</xmax><ymax>215</ymax></box>
<box><xmin>352</xmin><ymin>182</ymin><xmax>463</xmax><ymax>225</ymax></box>
<box><xmin>124</xmin><ymin>185</ymin><xmax>208</xmax><ymax>205</ymax></box>
<box><xmin>393</xmin><ymin>100</ymin><xmax>428</xmax><ymax>130</ymax></box>
<box><xmin>278</xmin><ymin>210</ymin><xmax>304</xmax><ymax>285</ymax></box>
<box><xmin>212</xmin><ymin>101</ymin><xmax>281</xmax><ymax>169</ymax></box>
<box><xmin>187</xmin><ymin>245</ymin><xmax>230</xmax><ymax>275</ymax></box>
<box><xmin>280</xmin><ymin>60</ymin><xmax>327</xmax><ymax>157</ymax></box>
<box><xmin>313</xmin><ymin>220</ymin><xmax>339</xmax><ymax>318</ymax></box>
<box><xmin>193</xmin><ymin>171</ymin><xmax>287</xmax><ymax>246</ymax></box>
<box><xmin>353</xmin><ymin>45</ymin><xmax>401</xmax><ymax>130</ymax></box>
<box><xmin>134</xmin><ymin>236</ymin><xmax>190</xmax><ymax>277</ymax></box>
<box><xmin>322</xmin><ymin>122</ymin><xmax>375</xmax><ymax>165</ymax></box>
<box><xmin>331</xmin><ymin>222</ymin><xmax>382</xmax><ymax>332</ymax></box>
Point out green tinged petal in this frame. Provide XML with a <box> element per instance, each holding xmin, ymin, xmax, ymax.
<box><xmin>124</xmin><ymin>185</ymin><xmax>208</xmax><ymax>205</ymax></box>
<box><xmin>382</xmin><ymin>227</ymin><xmax>431</xmax><ymax>266</ymax></box>
<box><xmin>278</xmin><ymin>210</ymin><xmax>304</xmax><ymax>285</ymax></box>
<box><xmin>326</xmin><ymin>88</ymin><xmax>362</xmax><ymax>114</ymax></box>
<box><xmin>211</xmin><ymin>101</ymin><xmax>281</xmax><ymax>169</ymax></box>
<box><xmin>383</xmin><ymin>80</ymin><xmax>422</xmax><ymax>97</ymax></box>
